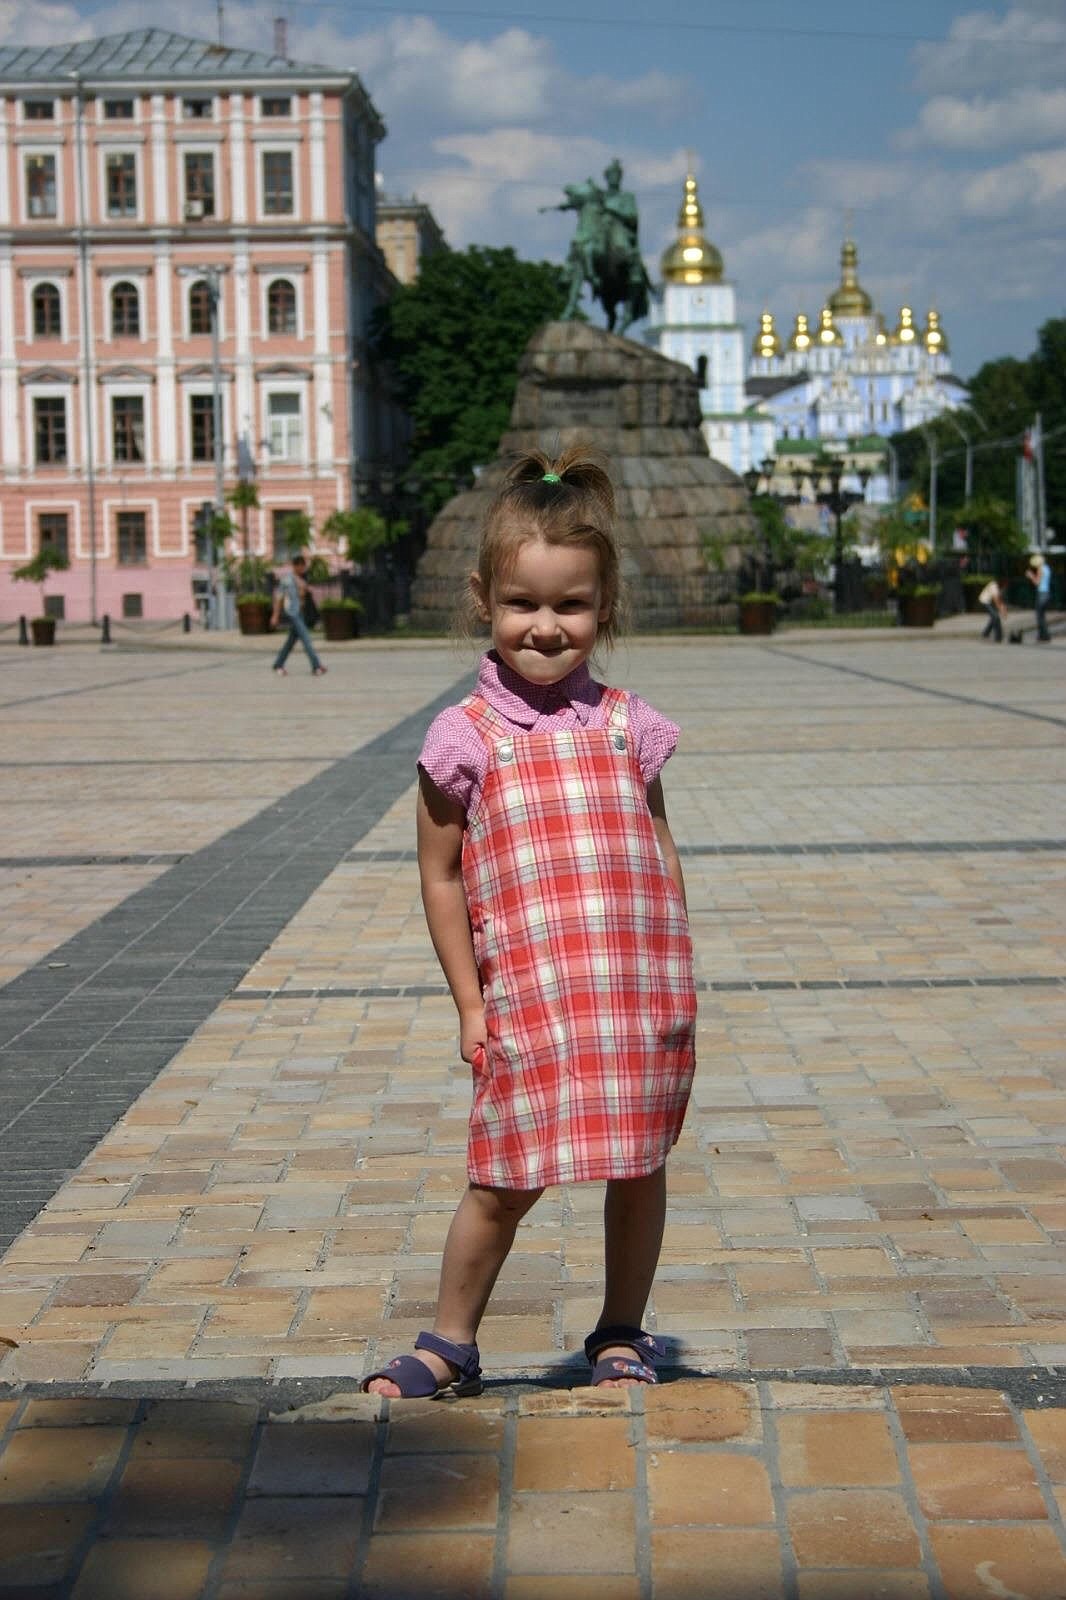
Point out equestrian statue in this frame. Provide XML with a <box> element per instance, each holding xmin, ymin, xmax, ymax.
<box><xmin>541</xmin><ymin>159</ymin><xmax>652</xmax><ymax>335</ymax></box>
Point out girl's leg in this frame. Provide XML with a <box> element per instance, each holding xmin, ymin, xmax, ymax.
<box><xmin>593</xmin><ymin>1164</ymin><xmax>668</xmax><ymax>1388</ymax></box>
<box><xmin>367</xmin><ymin>1182</ymin><xmax>543</xmax><ymax>1396</ymax></box>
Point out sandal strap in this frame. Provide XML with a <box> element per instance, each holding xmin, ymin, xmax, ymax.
<box><xmin>415</xmin><ymin>1331</ymin><xmax>482</xmax><ymax>1381</ymax></box>
<box><xmin>584</xmin><ymin>1324</ymin><xmax>664</xmax><ymax>1364</ymax></box>
<box><xmin>590</xmin><ymin>1354</ymin><xmax>658</xmax><ymax>1386</ymax></box>
<box><xmin>360</xmin><ymin>1353</ymin><xmax>442</xmax><ymax>1398</ymax></box>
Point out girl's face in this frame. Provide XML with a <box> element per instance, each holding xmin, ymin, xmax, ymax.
<box><xmin>472</xmin><ymin>537</ymin><xmax>609</xmax><ymax>687</ymax></box>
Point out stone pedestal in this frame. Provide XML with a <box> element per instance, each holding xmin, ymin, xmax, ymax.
<box><xmin>410</xmin><ymin>321</ymin><xmax>753</xmax><ymax>630</ymax></box>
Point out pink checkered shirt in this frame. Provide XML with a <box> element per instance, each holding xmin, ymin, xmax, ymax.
<box><xmin>419</xmin><ymin>651</ymin><xmax>680</xmax><ymax>813</ymax></box>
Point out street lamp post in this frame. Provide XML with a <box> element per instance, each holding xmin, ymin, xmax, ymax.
<box><xmin>742</xmin><ymin>455</ymin><xmax>777</xmax><ymax>593</ymax></box>
<box><xmin>179</xmin><ymin>265</ymin><xmax>229</xmax><ymax>627</ymax></box>
<box><xmin>69</xmin><ymin>74</ymin><xmax>99</xmax><ymax>625</ymax></box>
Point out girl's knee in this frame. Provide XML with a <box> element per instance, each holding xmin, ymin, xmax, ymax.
<box><xmin>471</xmin><ymin>1183</ymin><xmax>544</xmax><ymax>1220</ymax></box>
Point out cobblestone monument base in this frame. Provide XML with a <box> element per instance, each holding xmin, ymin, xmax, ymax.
<box><xmin>410</xmin><ymin>320</ymin><xmax>754</xmax><ymax>631</ymax></box>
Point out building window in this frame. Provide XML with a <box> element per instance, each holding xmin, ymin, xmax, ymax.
<box><xmin>24</xmin><ymin>100</ymin><xmax>54</xmax><ymax>120</ymax></box>
<box><xmin>190</xmin><ymin>394</ymin><xmax>215</xmax><ymax>462</ymax></box>
<box><xmin>26</xmin><ymin>154</ymin><xmax>57</xmax><ymax>219</ymax></box>
<box><xmin>188</xmin><ymin>278</ymin><xmax>213</xmax><ymax>335</ymax></box>
<box><xmin>44</xmin><ymin>593</ymin><xmax>65</xmax><ymax>620</ymax></box>
<box><xmin>261</xmin><ymin>95</ymin><xmax>292</xmax><ymax>117</ymax></box>
<box><xmin>112</xmin><ymin>395</ymin><xmax>145</xmax><ymax>462</ymax></box>
<box><xmin>262</xmin><ymin>151</ymin><xmax>294</xmax><ymax>215</ymax></box>
<box><xmin>272</xmin><ymin>508</ymin><xmax>302</xmax><ymax>558</ymax></box>
<box><xmin>103</xmin><ymin>98</ymin><xmax>135</xmax><ymax>119</ymax></box>
<box><xmin>267</xmin><ymin>278</ymin><xmax>297</xmax><ymax>334</ymax></box>
<box><xmin>110</xmin><ymin>281</ymin><xmax>140</xmax><ymax>338</ymax></box>
<box><xmin>122</xmin><ymin>592</ymin><xmax>143</xmax><ymax>618</ymax></box>
<box><xmin>106</xmin><ymin>153</ymin><xmax>137</xmax><ymax>218</ymax></box>
<box><xmin>39</xmin><ymin>512</ymin><xmax>69</xmax><ymax>559</ymax></box>
<box><xmin>183</xmin><ymin>152</ymin><xmax>216</xmax><ymax>218</ymax></box>
<box><xmin>33</xmin><ymin>397</ymin><xmax>67</xmax><ymax>464</ymax></box>
<box><xmin>116</xmin><ymin>511</ymin><xmax>147</xmax><ymax>565</ymax></box>
<box><xmin>696</xmin><ymin>355</ymin><xmax>708</xmax><ymax>387</ymax></box>
<box><xmin>267</xmin><ymin>393</ymin><xmax>302</xmax><ymax>460</ymax></box>
<box><xmin>182</xmin><ymin>96</ymin><xmax>214</xmax><ymax>120</ymax></box>
<box><xmin>32</xmin><ymin>282</ymin><xmax>62</xmax><ymax>337</ymax></box>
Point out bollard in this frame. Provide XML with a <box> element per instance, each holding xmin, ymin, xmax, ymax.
<box><xmin>182</xmin><ymin>612</ymin><xmax>191</xmax><ymax>633</ymax></box>
<box><xmin>101</xmin><ymin>613</ymin><xmax>111</xmax><ymax>644</ymax></box>
<box><xmin>18</xmin><ymin>614</ymin><xmax>29</xmax><ymax>646</ymax></box>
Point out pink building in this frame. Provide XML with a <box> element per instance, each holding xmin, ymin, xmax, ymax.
<box><xmin>0</xmin><ymin>28</ymin><xmax>398</xmax><ymax>622</ymax></box>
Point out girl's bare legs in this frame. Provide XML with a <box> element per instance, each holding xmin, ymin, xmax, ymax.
<box><xmin>594</xmin><ymin>1164</ymin><xmax>668</xmax><ymax>1388</ymax></box>
<box><xmin>367</xmin><ymin>1182</ymin><xmax>543</xmax><ymax>1396</ymax></box>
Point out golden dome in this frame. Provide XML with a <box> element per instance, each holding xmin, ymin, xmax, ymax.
<box><xmin>874</xmin><ymin>313</ymin><xmax>888</xmax><ymax>347</ymax></box>
<box><xmin>893</xmin><ymin>305</ymin><xmax>917</xmax><ymax>345</ymax></box>
<box><xmin>753</xmin><ymin>310</ymin><xmax>781</xmax><ymax>360</ymax></box>
<box><xmin>923</xmin><ymin>308</ymin><xmax>949</xmax><ymax>355</ymax></box>
<box><xmin>660</xmin><ymin>172</ymin><xmax>723</xmax><ymax>285</ymax></box>
<box><xmin>828</xmin><ymin>237</ymin><xmax>873</xmax><ymax>317</ymax></box>
<box><xmin>817</xmin><ymin>305</ymin><xmax>843</xmax><ymax>345</ymax></box>
<box><xmin>789</xmin><ymin>312</ymin><xmax>812</xmax><ymax>353</ymax></box>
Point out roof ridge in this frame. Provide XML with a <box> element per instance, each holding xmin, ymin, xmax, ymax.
<box><xmin>0</xmin><ymin>25</ymin><xmax>346</xmax><ymax>82</ymax></box>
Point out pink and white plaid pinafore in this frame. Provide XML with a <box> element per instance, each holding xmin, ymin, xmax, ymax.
<box><xmin>460</xmin><ymin>687</ymin><xmax>696</xmax><ymax>1188</ymax></box>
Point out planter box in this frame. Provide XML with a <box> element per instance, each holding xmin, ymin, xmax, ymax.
<box><xmin>900</xmin><ymin>592</ymin><xmax>938</xmax><ymax>628</ymax></box>
<box><xmin>237</xmin><ymin>600</ymin><xmax>272</xmax><ymax>635</ymax></box>
<box><xmin>31</xmin><ymin>616</ymin><xmax>56</xmax><ymax>646</ymax></box>
<box><xmin>322</xmin><ymin>608</ymin><xmax>360</xmax><ymax>641</ymax></box>
<box><xmin>739</xmin><ymin>600</ymin><xmax>776</xmax><ymax>635</ymax></box>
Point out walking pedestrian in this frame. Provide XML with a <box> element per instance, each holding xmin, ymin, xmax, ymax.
<box><xmin>361</xmin><ymin>445</ymin><xmax>696</xmax><ymax>1398</ymax></box>
<box><xmin>978</xmin><ymin>576</ymin><xmax>1006</xmax><ymax>641</ymax></box>
<box><xmin>1027</xmin><ymin>554</ymin><xmax>1052</xmax><ymax>642</ymax></box>
<box><xmin>271</xmin><ymin>553</ymin><xmax>326</xmax><ymax>676</ymax></box>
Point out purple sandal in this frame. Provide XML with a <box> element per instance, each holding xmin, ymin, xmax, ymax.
<box><xmin>360</xmin><ymin>1331</ymin><xmax>483</xmax><ymax>1399</ymax></box>
<box><xmin>585</xmin><ymin>1324</ymin><xmax>664</xmax><ymax>1387</ymax></box>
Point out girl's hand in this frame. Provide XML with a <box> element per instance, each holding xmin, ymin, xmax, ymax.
<box><xmin>459</xmin><ymin>1008</ymin><xmax>487</xmax><ymax>1066</ymax></box>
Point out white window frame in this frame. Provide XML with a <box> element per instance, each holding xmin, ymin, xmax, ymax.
<box><xmin>256</xmin><ymin>144</ymin><xmax>299</xmax><ymax>222</ymax></box>
<box><xmin>263</xmin><ymin>384</ymin><xmax>306</xmax><ymax>464</ymax></box>
<box><xmin>178</xmin><ymin>93</ymin><xmax>217</xmax><ymax>123</ymax></box>
<box><xmin>105</xmin><ymin>275</ymin><xmax>146</xmax><ymax>342</ymax></box>
<box><xmin>257</xmin><ymin>93</ymin><xmax>294</xmax><ymax>120</ymax></box>
<box><xmin>23</xmin><ymin>275</ymin><xmax>67</xmax><ymax>342</ymax></box>
<box><xmin>97</xmin><ymin>95</ymin><xmax>140</xmax><ymax>125</ymax></box>
<box><xmin>100</xmin><ymin>146</ymin><xmax>142</xmax><ymax>223</ymax></box>
<box><xmin>261</xmin><ymin>274</ymin><xmax>302</xmax><ymax>339</ymax></box>
<box><xmin>107</xmin><ymin>498</ymin><xmax>157</xmax><ymax>563</ymax></box>
<box><xmin>181</xmin><ymin>144</ymin><xmax>219</xmax><ymax>220</ymax></box>
<box><xmin>107</xmin><ymin>385</ymin><xmax>152</xmax><ymax>469</ymax></box>
<box><xmin>21</xmin><ymin>147</ymin><xmax>61</xmax><ymax>223</ymax></box>
<box><xmin>19</xmin><ymin>98</ymin><xmax>56</xmax><ymax>124</ymax></box>
<box><xmin>26</xmin><ymin>383</ymin><xmax>72</xmax><ymax>469</ymax></box>
<box><xmin>24</xmin><ymin>499</ymin><xmax>81</xmax><ymax>562</ymax></box>
<box><xmin>183</xmin><ymin>276</ymin><xmax>223</xmax><ymax>340</ymax></box>
<box><xmin>184</xmin><ymin>384</ymin><xmax>227</xmax><ymax>467</ymax></box>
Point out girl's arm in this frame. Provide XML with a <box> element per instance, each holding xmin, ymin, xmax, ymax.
<box><xmin>416</xmin><ymin>769</ymin><xmax>486</xmax><ymax>1063</ymax></box>
<box><xmin>646</xmin><ymin>776</ymin><xmax>687</xmax><ymax>909</ymax></box>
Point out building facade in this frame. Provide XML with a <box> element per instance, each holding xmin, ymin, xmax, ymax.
<box><xmin>375</xmin><ymin>192</ymin><xmax>445</xmax><ymax>286</ymax></box>
<box><xmin>0</xmin><ymin>28</ymin><xmax>395</xmax><ymax>623</ymax></box>
<box><xmin>644</xmin><ymin>174</ymin><xmax>775</xmax><ymax>477</ymax></box>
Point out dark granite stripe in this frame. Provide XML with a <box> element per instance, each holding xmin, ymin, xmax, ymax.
<box><xmin>346</xmin><ymin>839</ymin><xmax>1066</xmax><ymax>862</ymax></box>
<box><xmin>0</xmin><ymin>670</ymin><xmax>475</xmax><ymax>1250</ymax></box>
<box><xmin>234</xmin><ymin>974</ymin><xmax>1066</xmax><ymax>1002</ymax></box>
<box><xmin>0</xmin><ymin>853</ymin><xmax>187</xmax><ymax>868</ymax></box>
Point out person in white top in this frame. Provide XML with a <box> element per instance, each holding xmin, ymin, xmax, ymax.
<box><xmin>978</xmin><ymin>577</ymin><xmax>1006</xmax><ymax>642</ymax></box>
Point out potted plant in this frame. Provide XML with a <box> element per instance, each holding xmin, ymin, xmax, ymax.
<box><xmin>223</xmin><ymin>553</ymin><xmax>275</xmax><ymax>634</ymax></box>
<box><xmin>738</xmin><ymin>591</ymin><xmax>779</xmax><ymax>635</ymax></box>
<box><xmin>13</xmin><ymin>546</ymin><xmax>70</xmax><ymax>645</ymax></box>
<box><xmin>319</xmin><ymin>595</ymin><xmax>363</xmax><ymax>641</ymax></box>
<box><xmin>899</xmin><ymin>584</ymin><xmax>940</xmax><ymax>627</ymax></box>
<box><xmin>962</xmin><ymin>573</ymin><xmax>993</xmax><ymax>613</ymax></box>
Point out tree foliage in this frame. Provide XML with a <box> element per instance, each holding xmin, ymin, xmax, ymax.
<box><xmin>891</xmin><ymin>316</ymin><xmax>1066</xmax><ymax>537</ymax></box>
<box><xmin>372</xmin><ymin>246</ymin><xmax>569</xmax><ymax>515</ymax></box>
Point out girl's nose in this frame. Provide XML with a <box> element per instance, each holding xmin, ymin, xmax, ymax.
<box><xmin>530</xmin><ymin>609</ymin><xmax>561</xmax><ymax>639</ymax></box>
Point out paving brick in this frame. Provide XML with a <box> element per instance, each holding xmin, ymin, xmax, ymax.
<box><xmin>787</xmin><ymin>1490</ymin><xmax>922</xmax><ymax>1568</ymax></box>
<box><xmin>70</xmin><ymin>1537</ymin><xmax>216</xmax><ymax>1599</ymax></box>
<box><xmin>221</xmin><ymin>1498</ymin><xmax>364</xmax><ymax>1582</ymax></box>
<box><xmin>649</xmin><ymin>1528</ymin><xmax>785</xmax><ymax>1598</ymax></box>
<box><xmin>648</xmin><ymin>1450</ymin><xmax>775</xmax><ymax>1526</ymax></box>
<box><xmin>796</xmin><ymin>1574</ymin><xmax>930</xmax><ymax>1599</ymax></box>
<box><xmin>1022</xmin><ymin>1408</ymin><xmax>1066</xmax><ymax>1482</ymax></box>
<box><xmin>129</xmin><ymin>1400</ymin><xmax>258</xmax><ymax>1460</ymax></box>
<box><xmin>929</xmin><ymin>1524</ymin><xmax>1066</xmax><ymax>1600</ymax></box>
<box><xmin>103</xmin><ymin>1456</ymin><xmax>243</xmax><ymax>1536</ymax></box>
<box><xmin>892</xmin><ymin>1386</ymin><xmax>1018</xmax><ymax>1443</ymax></box>
<box><xmin>505</xmin><ymin>1580</ymin><xmax>641</xmax><ymax>1600</ymax></box>
<box><xmin>644</xmin><ymin>1380</ymin><xmax>760</xmax><ymax>1444</ymax></box>
<box><xmin>776</xmin><ymin>1411</ymin><xmax>900</xmax><ymax>1486</ymax></box>
<box><xmin>514</xmin><ymin>1417</ymin><xmax>635</xmax><ymax>1491</ymax></box>
<box><xmin>20</xmin><ymin>1398</ymin><xmax>137</xmax><ymax>1428</ymax></box>
<box><xmin>0</xmin><ymin>1502</ymin><xmax>95</xmax><ymax>1585</ymax></box>
<box><xmin>906</xmin><ymin>1442</ymin><xmax>1048</xmax><ymax>1521</ymax></box>
<box><xmin>248</xmin><ymin>1421</ymin><xmax>373</xmax><ymax>1495</ymax></box>
<box><xmin>509</xmin><ymin>1491</ymin><xmax>636</xmax><ymax>1574</ymax></box>
<box><xmin>375</xmin><ymin>1452</ymin><xmax>499</xmax><ymax>1531</ymax></box>
<box><xmin>360</xmin><ymin>1532</ymin><xmax>495</xmax><ymax>1599</ymax></box>
<box><xmin>0</xmin><ymin>1425</ymin><xmax>126</xmax><ymax>1501</ymax></box>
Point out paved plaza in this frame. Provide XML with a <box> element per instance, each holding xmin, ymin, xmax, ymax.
<box><xmin>0</xmin><ymin>628</ymin><xmax>1064</xmax><ymax>1597</ymax></box>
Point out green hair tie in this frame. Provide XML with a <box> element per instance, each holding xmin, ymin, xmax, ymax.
<box><xmin>542</xmin><ymin>472</ymin><xmax>561</xmax><ymax>483</ymax></box>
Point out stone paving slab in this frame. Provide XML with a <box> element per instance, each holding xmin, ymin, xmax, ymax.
<box><xmin>0</xmin><ymin>864</ymin><xmax>168</xmax><ymax>986</ymax></box>
<box><xmin>0</xmin><ymin>1379</ymin><xmax>1064</xmax><ymax>1598</ymax></box>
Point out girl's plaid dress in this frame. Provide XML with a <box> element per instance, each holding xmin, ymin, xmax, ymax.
<box><xmin>454</xmin><ymin>684</ymin><xmax>696</xmax><ymax>1188</ymax></box>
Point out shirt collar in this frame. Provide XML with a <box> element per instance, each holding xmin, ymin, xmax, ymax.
<box><xmin>476</xmin><ymin>651</ymin><xmax>599</xmax><ymax>726</ymax></box>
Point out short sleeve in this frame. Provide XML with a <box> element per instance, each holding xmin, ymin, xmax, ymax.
<box><xmin>626</xmin><ymin>693</ymin><xmax>680</xmax><ymax>785</ymax></box>
<box><xmin>417</xmin><ymin>706</ymin><xmax>488</xmax><ymax>814</ymax></box>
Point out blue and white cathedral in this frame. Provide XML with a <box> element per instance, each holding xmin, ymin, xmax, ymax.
<box><xmin>646</xmin><ymin>173</ymin><xmax>968</xmax><ymax>498</ymax></box>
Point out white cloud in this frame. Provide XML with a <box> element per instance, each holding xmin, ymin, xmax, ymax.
<box><xmin>961</xmin><ymin>146</ymin><xmax>1066</xmax><ymax>217</ymax></box>
<box><xmin>913</xmin><ymin>3</ymin><xmax>1066</xmax><ymax>94</ymax></box>
<box><xmin>900</xmin><ymin>86</ymin><xmax>1066</xmax><ymax>150</ymax></box>
<box><xmin>0</xmin><ymin>0</ymin><xmax>89</xmax><ymax>44</ymax></box>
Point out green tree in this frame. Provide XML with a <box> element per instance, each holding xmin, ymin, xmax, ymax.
<box><xmin>13</xmin><ymin>545</ymin><xmax>69</xmax><ymax>616</ymax></box>
<box><xmin>372</xmin><ymin>246</ymin><xmax>569</xmax><ymax>515</ymax></box>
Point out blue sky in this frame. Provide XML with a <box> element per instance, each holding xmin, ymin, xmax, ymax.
<box><xmin>29</xmin><ymin>0</ymin><xmax>1066</xmax><ymax>377</ymax></box>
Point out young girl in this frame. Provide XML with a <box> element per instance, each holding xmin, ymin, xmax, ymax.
<box><xmin>362</xmin><ymin>445</ymin><xmax>696</xmax><ymax>1397</ymax></box>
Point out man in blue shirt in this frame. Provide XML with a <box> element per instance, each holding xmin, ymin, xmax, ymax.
<box><xmin>271</xmin><ymin>554</ymin><xmax>326</xmax><ymax>676</ymax></box>
<box><xmin>1027</xmin><ymin>555</ymin><xmax>1052</xmax><ymax>643</ymax></box>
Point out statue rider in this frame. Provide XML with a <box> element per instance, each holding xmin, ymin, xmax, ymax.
<box><xmin>542</xmin><ymin>158</ymin><xmax>650</xmax><ymax>330</ymax></box>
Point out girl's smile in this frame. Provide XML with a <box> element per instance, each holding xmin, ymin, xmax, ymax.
<box><xmin>472</xmin><ymin>538</ymin><xmax>609</xmax><ymax>687</ymax></box>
